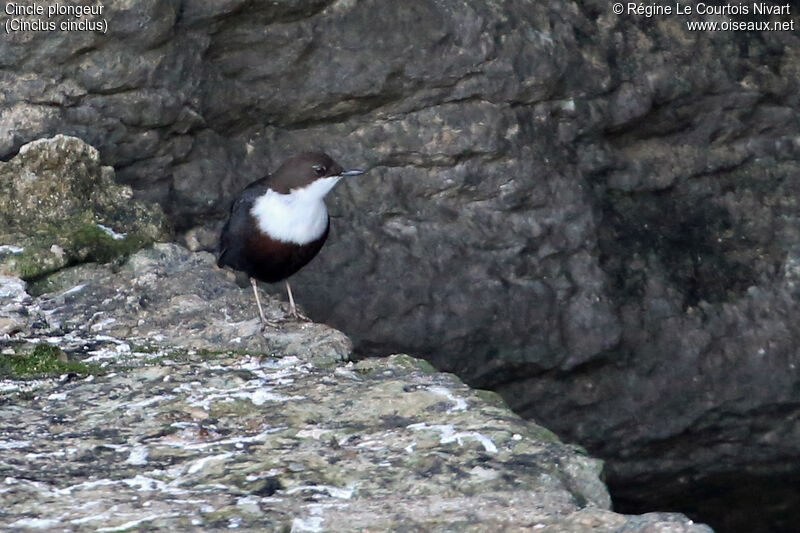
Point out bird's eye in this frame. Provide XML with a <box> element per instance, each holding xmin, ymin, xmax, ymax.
<box><xmin>313</xmin><ymin>165</ymin><xmax>326</xmax><ymax>176</ymax></box>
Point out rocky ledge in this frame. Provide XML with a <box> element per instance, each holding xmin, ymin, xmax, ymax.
<box><xmin>0</xmin><ymin>244</ymin><xmax>709</xmax><ymax>532</ymax></box>
<box><xmin>0</xmin><ymin>135</ymin><xmax>167</xmax><ymax>280</ymax></box>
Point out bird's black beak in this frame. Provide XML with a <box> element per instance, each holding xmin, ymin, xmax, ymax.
<box><xmin>340</xmin><ymin>169</ymin><xmax>364</xmax><ymax>177</ymax></box>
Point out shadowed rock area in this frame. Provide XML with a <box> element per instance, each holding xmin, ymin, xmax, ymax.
<box><xmin>0</xmin><ymin>244</ymin><xmax>710</xmax><ymax>532</ymax></box>
<box><xmin>3</xmin><ymin>1</ymin><xmax>800</xmax><ymax>529</ymax></box>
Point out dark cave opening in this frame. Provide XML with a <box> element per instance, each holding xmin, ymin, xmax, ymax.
<box><xmin>609</xmin><ymin>470</ymin><xmax>800</xmax><ymax>533</ymax></box>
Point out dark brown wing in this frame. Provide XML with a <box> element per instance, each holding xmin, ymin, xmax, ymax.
<box><xmin>217</xmin><ymin>177</ymin><xmax>270</xmax><ymax>270</ymax></box>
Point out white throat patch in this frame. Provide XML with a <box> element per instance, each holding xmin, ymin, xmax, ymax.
<box><xmin>250</xmin><ymin>176</ymin><xmax>341</xmax><ymax>245</ymax></box>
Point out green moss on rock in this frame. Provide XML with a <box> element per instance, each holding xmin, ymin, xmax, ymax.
<box><xmin>0</xmin><ymin>135</ymin><xmax>168</xmax><ymax>280</ymax></box>
<box><xmin>11</xmin><ymin>250</ymin><xmax>57</xmax><ymax>280</ymax></box>
<box><xmin>70</xmin><ymin>224</ymin><xmax>152</xmax><ymax>264</ymax></box>
<box><xmin>0</xmin><ymin>343</ymin><xmax>100</xmax><ymax>377</ymax></box>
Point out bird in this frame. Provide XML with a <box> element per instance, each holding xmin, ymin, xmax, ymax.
<box><xmin>217</xmin><ymin>152</ymin><xmax>363</xmax><ymax>325</ymax></box>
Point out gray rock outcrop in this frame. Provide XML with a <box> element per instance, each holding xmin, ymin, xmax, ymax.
<box><xmin>3</xmin><ymin>2</ymin><xmax>799</xmax><ymax>529</ymax></box>
<box><xmin>0</xmin><ymin>244</ymin><xmax>710</xmax><ymax>532</ymax></box>
<box><xmin>0</xmin><ymin>135</ymin><xmax>167</xmax><ymax>279</ymax></box>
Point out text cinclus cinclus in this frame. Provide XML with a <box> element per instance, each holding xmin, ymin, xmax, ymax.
<box><xmin>217</xmin><ymin>152</ymin><xmax>363</xmax><ymax>324</ymax></box>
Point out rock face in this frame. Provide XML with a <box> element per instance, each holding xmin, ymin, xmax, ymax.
<box><xmin>0</xmin><ymin>135</ymin><xmax>167</xmax><ymax>279</ymax></box>
<box><xmin>0</xmin><ymin>244</ymin><xmax>710</xmax><ymax>532</ymax></box>
<box><xmin>3</xmin><ymin>1</ymin><xmax>800</xmax><ymax>530</ymax></box>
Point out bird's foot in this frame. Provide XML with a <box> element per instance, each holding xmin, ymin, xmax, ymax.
<box><xmin>259</xmin><ymin>318</ymin><xmax>281</xmax><ymax>332</ymax></box>
<box><xmin>289</xmin><ymin>309</ymin><xmax>312</xmax><ymax>322</ymax></box>
<box><xmin>282</xmin><ymin>302</ymin><xmax>311</xmax><ymax>322</ymax></box>
<box><xmin>283</xmin><ymin>281</ymin><xmax>312</xmax><ymax>322</ymax></box>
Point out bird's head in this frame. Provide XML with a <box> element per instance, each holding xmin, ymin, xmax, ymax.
<box><xmin>270</xmin><ymin>152</ymin><xmax>363</xmax><ymax>199</ymax></box>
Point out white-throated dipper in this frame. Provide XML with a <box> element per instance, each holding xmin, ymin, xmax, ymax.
<box><xmin>217</xmin><ymin>152</ymin><xmax>363</xmax><ymax>324</ymax></box>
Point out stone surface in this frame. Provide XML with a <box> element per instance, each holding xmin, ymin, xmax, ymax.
<box><xmin>0</xmin><ymin>245</ymin><xmax>709</xmax><ymax>532</ymax></box>
<box><xmin>19</xmin><ymin>243</ymin><xmax>351</xmax><ymax>366</ymax></box>
<box><xmin>0</xmin><ymin>275</ymin><xmax>29</xmax><ymax>337</ymax></box>
<box><xmin>2</xmin><ymin>2</ymin><xmax>800</xmax><ymax>530</ymax></box>
<box><xmin>0</xmin><ymin>135</ymin><xmax>168</xmax><ymax>279</ymax></box>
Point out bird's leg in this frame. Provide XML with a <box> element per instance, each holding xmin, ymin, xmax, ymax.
<box><xmin>251</xmin><ymin>278</ymin><xmax>277</xmax><ymax>330</ymax></box>
<box><xmin>250</xmin><ymin>278</ymin><xmax>266</xmax><ymax>322</ymax></box>
<box><xmin>285</xmin><ymin>280</ymin><xmax>311</xmax><ymax>321</ymax></box>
